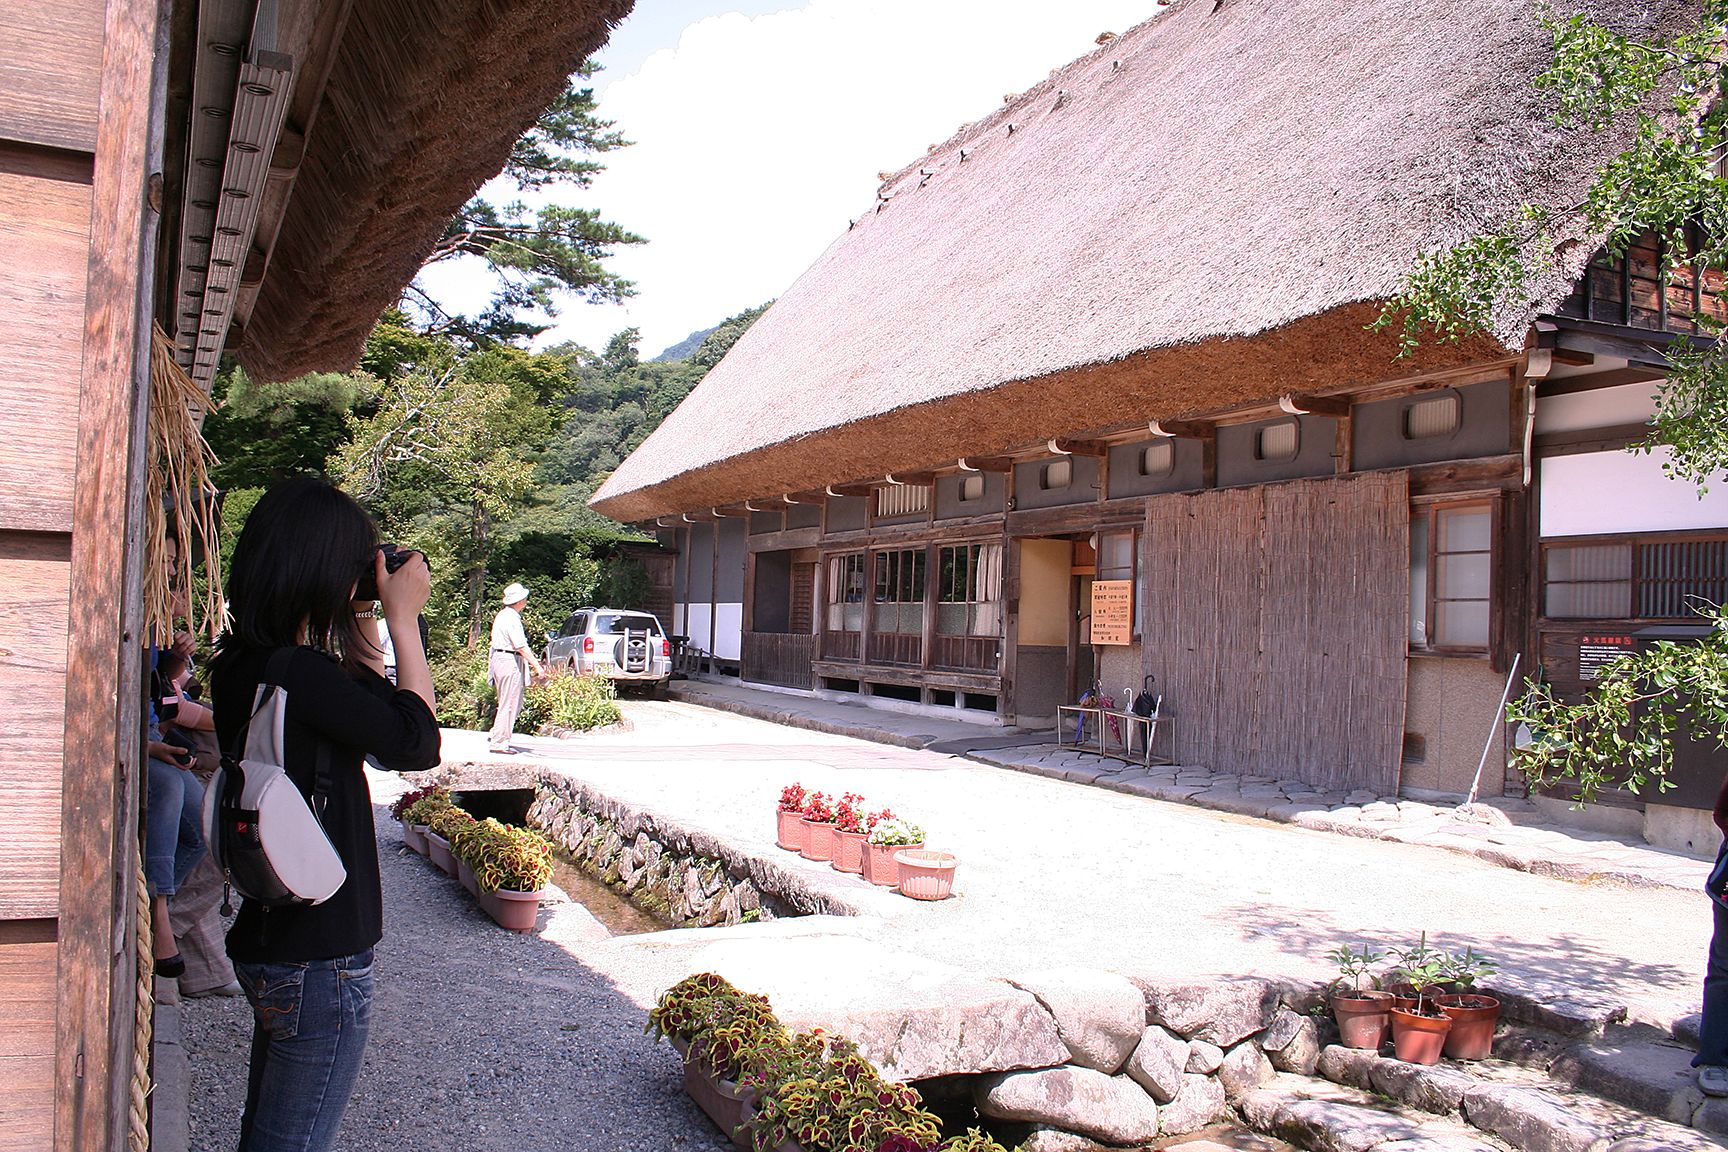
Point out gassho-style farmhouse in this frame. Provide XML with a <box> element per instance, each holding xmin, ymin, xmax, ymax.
<box><xmin>591</xmin><ymin>0</ymin><xmax>1727</xmax><ymax>852</ymax></box>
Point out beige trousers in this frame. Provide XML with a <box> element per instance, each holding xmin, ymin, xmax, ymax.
<box><xmin>489</xmin><ymin>649</ymin><xmax>526</xmax><ymax>748</ymax></box>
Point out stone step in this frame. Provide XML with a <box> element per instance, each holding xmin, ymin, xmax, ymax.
<box><xmin>1312</xmin><ymin>1044</ymin><xmax>1728</xmax><ymax>1152</ymax></box>
<box><xmin>1239</xmin><ymin>1073</ymin><xmax>1511</xmax><ymax>1151</ymax></box>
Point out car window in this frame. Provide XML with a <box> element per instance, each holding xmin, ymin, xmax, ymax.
<box><xmin>595</xmin><ymin>613</ymin><xmax>661</xmax><ymax>636</ymax></box>
<box><xmin>559</xmin><ymin>613</ymin><xmax>585</xmax><ymax>638</ymax></box>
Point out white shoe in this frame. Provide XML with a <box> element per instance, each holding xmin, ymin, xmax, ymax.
<box><xmin>1699</xmin><ymin>1065</ymin><xmax>1728</xmax><ymax>1097</ymax></box>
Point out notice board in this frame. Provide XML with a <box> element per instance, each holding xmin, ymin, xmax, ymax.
<box><xmin>1091</xmin><ymin>580</ymin><xmax>1133</xmax><ymax>645</ymax></box>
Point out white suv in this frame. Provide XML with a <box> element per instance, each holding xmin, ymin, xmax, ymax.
<box><xmin>546</xmin><ymin>608</ymin><xmax>672</xmax><ymax>697</ymax></box>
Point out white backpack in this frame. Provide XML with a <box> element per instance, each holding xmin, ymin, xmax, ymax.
<box><xmin>203</xmin><ymin>648</ymin><xmax>347</xmax><ymax>907</ymax></box>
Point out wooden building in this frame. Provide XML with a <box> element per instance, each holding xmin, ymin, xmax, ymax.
<box><xmin>0</xmin><ymin>0</ymin><xmax>628</xmax><ymax>1146</ymax></box>
<box><xmin>592</xmin><ymin>0</ymin><xmax>1724</xmax><ymax>842</ymax></box>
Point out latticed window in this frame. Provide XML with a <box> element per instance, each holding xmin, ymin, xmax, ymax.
<box><xmin>825</xmin><ymin>552</ymin><xmax>865</xmax><ymax>632</ymax></box>
<box><xmin>936</xmin><ymin>543</ymin><xmax>1004</xmax><ymax>636</ymax></box>
<box><xmin>1410</xmin><ymin>503</ymin><xmax>1492</xmax><ymax>650</ymax></box>
<box><xmin>873</xmin><ymin>548</ymin><xmax>926</xmax><ymax>634</ymax></box>
<box><xmin>1544</xmin><ymin>534</ymin><xmax>1728</xmax><ymax>620</ymax></box>
<box><xmin>876</xmin><ymin>484</ymin><xmax>931</xmax><ymax>518</ymax></box>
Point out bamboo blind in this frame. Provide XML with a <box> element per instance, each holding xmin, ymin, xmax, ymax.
<box><xmin>1141</xmin><ymin>473</ymin><xmax>1409</xmax><ymax>792</ymax></box>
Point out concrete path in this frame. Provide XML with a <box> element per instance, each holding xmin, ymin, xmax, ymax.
<box><xmin>448</xmin><ymin>697</ymin><xmax>1710</xmax><ymax>1032</ymax></box>
<box><xmin>671</xmin><ymin>678</ymin><xmax>1713</xmax><ymax>892</ymax></box>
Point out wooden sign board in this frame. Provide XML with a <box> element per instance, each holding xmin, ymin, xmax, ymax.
<box><xmin>1091</xmin><ymin>579</ymin><xmax>1133</xmax><ymax>645</ymax></box>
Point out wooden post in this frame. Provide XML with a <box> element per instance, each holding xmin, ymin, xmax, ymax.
<box><xmin>709</xmin><ymin>518</ymin><xmax>719</xmax><ymax>672</ymax></box>
<box><xmin>1001</xmin><ymin>538</ymin><xmax>1021</xmax><ymax>724</ymax></box>
<box><xmin>57</xmin><ymin>0</ymin><xmax>164</xmax><ymax>1147</ymax></box>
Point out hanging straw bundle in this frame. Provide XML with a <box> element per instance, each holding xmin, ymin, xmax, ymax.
<box><xmin>145</xmin><ymin>326</ymin><xmax>224</xmax><ymax>645</ymax></box>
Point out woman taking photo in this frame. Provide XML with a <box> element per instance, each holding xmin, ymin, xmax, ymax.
<box><xmin>211</xmin><ymin>477</ymin><xmax>440</xmax><ymax>1152</ymax></box>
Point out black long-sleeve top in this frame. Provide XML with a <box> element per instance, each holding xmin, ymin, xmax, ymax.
<box><xmin>211</xmin><ymin>644</ymin><xmax>440</xmax><ymax>963</ymax></box>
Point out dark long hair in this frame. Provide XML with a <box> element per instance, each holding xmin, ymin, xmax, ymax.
<box><xmin>214</xmin><ymin>477</ymin><xmax>378</xmax><ymax>671</ymax></box>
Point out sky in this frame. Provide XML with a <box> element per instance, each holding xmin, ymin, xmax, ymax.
<box><xmin>415</xmin><ymin>0</ymin><xmax>1160</xmax><ymax>359</ymax></box>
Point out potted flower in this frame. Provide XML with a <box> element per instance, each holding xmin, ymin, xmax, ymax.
<box><xmin>651</xmin><ymin>974</ymin><xmax>784</xmax><ymax>1145</ymax></box>
<box><xmin>862</xmin><ymin>816</ymin><xmax>922</xmax><ymax>887</ymax></box>
<box><xmin>391</xmin><ymin>785</ymin><xmax>444</xmax><ymax>855</ymax></box>
<box><xmin>426</xmin><ymin>806</ymin><xmax>475</xmax><ymax>878</ymax></box>
<box><xmin>1388</xmin><ymin>934</ymin><xmax>1453</xmax><ymax>1065</ymax></box>
<box><xmin>1324</xmin><ymin>942</ymin><xmax>1392</xmax><ymax>1050</ymax></box>
<box><xmin>471</xmin><ymin>819</ymin><xmax>554</xmax><ymax>931</ymax></box>
<box><xmin>829</xmin><ymin>793</ymin><xmax>870</xmax><ymax>874</ymax></box>
<box><xmin>1434</xmin><ymin>947</ymin><xmax>1501</xmax><ymax>1060</ymax></box>
<box><xmin>798</xmin><ymin>791</ymin><xmax>836</xmax><ymax>862</ymax></box>
<box><xmin>776</xmin><ymin>783</ymin><xmax>808</xmax><ymax>852</ymax></box>
<box><xmin>738</xmin><ymin>1030</ymin><xmax>941</xmax><ymax>1152</ymax></box>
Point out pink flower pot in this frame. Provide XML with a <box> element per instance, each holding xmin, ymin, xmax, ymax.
<box><xmin>426</xmin><ymin>832</ymin><xmax>458</xmax><ymax>877</ymax></box>
<box><xmin>683</xmin><ymin>1054</ymin><xmax>754</xmax><ymax>1149</ymax></box>
<box><xmin>776</xmin><ymin>809</ymin><xmax>805</xmax><ymax>852</ymax></box>
<box><xmin>458</xmin><ymin>859</ymin><xmax>478</xmax><ymax>896</ymax></box>
<box><xmin>798</xmin><ymin>819</ymin><xmax>835</xmax><ymax>861</ymax></box>
<box><xmin>479</xmin><ymin>887</ymin><xmax>544</xmax><ymax>932</ymax></box>
<box><xmin>862</xmin><ymin>840</ymin><xmax>920</xmax><ymax>886</ymax></box>
<box><xmin>401</xmin><ymin>823</ymin><xmax>428</xmax><ymax>855</ymax></box>
<box><xmin>894</xmin><ymin>849</ymin><xmax>958</xmax><ymax>900</ymax></box>
<box><xmin>831</xmin><ymin>830</ymin><xmax>867</xmax><ymax>873</ymax></box>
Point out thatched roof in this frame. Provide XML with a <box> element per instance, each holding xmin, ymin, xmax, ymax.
<box><xmin>590</xmin><ymin>0</ymin><xmax>1690</xmax><ymax>523</ymax></box>
<box><xmin>235</xmin><ymin>0</ymin><xmax>633</xmax><ymax>383</ymax></box>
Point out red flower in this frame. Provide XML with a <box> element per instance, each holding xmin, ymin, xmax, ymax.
<box><xmin>779</xmin><ymin>782</ymin><xmax>809</xmax><ymax>813</ymax></box>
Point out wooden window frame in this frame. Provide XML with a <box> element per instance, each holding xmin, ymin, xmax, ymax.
<box><xmin>1539</xmin><ymin>527</ymin><xmax>1728</xmax><ymax>623</ymax></box>
<box><xmin>1095</xmin><ymin>527</ymin><xmax>1140</xmax><ymax>639</ymax></box>
<box><xmin>935</xmin><ymin>541</ymin><xmax>1004</xmax><ymax>638</ymax></box>
<box><xmin>1410</xmin><ymin>496</ymin><xmax>1498</xmax><ymax>656</ymax></box>
<box><xmin>824</xmin><ymin>551</ymin><xmax>866</xmax><ymax>634</ymax></box>
<box><xmin>871</xmin><ymin>546</ymin><xmax>927</xmax><ymax>636</ymax></box>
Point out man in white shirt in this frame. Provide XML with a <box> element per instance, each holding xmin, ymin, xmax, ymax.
<box><xmin>488</xmin><ymin>582</ymin><xmax>544</xmax><ymax>753</ymax></box>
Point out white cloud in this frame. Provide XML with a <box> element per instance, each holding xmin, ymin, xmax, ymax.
<box><xmin>425</xmin><ymin>0</ymin><xmax>1159</xmax><ymax>357</ymax></box>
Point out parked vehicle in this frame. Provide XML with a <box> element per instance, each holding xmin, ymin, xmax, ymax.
<box><xmin>546</xmin><ymin>607</ymin><xmax>673</xmax><ymax>697</ymax></box>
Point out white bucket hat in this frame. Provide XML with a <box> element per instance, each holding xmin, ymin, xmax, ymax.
<box><xmin>501</xmin><ymin>582</ymin><xmax>530</xmax><ymax>605</ymax></box>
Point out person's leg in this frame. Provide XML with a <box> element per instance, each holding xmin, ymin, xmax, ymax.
<box><xmin>1699</xmin><ymin>871</ymin><xmax>1728</xmax><ymax>1071</ymax></box>
<box><xmin>169</xmin><ymin>849</ymin><xmax>238</xmax><ymax>996</ymax></box>
<box><xmin>145</xmin><ymin>758</ymin><xmax>188</xmax><ymax>973</ymax></box>
<box><xmin>234</xmin><ymin>950</ymin><xmax>375</xmax><ymax>1152</ymax></box>
<box><xmin>172</xmin><ymin>763</ymin><xmax>207</xmax><ymax>889</ymax></box>
<box><xmin>488</xmin><ymin>652</ymin><xmax>523</xmax><ymax>749</ymax></box>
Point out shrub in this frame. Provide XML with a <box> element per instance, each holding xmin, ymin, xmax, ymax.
<box><xmin>432</xmin><ymin>644</ymin><xmax>495</xmax><ymax>730</ymax></box>
<box><xmin>521</xmin><ymin>671</ymin><xmax>621</xmax><ymax>733</ymax></box>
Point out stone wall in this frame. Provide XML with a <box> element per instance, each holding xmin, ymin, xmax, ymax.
<box><xmin>528</xmin><ymin>774</ymin><xmax>782</xmax><ymax>928</ymax></box>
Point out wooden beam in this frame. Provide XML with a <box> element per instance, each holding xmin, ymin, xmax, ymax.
<box><xmin>1550</xmin><ymin>348</ymin><xmax>1594</xmax><ymax>366</ymax></box>
<box><xmin>825</xmin><ymin>483</ymin><xmax>873</xmax><ymax>498</ymax></box>
<box><xmin>884</xmin><ymin>470</ymin><xmax>938</xmax><ymax>486</ymax></box>
<box><xmin>1147</xmin><ymin>418</ymin><xmax>1215</xmax><ymax>440</ymax></box>
<box><xmin>782</xmin><ymin>491</ymin><xmax>826</xmax><ymax>506</ymax></box>
<box><xmin>268</xmin><ymin>124</ymin><xmax>304</xmax><ymax>173</ymax></box>
<box><xmin>1278</xmin><ymin>392</ymin><xmax>1351</xmax><ymax>419</ymax></box>
<box><xmin>1048</xmin><ymin>436</ymin><xmax>1110</xmax><ymax>457</ymax></box>
<box><xmin>1535</xmin><ymin>366</ymin><xmax>1666</xmax><ymax>397</ymax></box>
<box><xmin>957</xmin><ymin>455</ymin><xmax>1015</xmax><ymax>473</ymax></box>
<box><xmin>712</xmin><ymin>505</ymin><xmax>750</xmax><ymax>519</ymax></box>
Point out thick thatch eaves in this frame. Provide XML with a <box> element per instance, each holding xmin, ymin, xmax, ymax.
<box><xmin>590</xmin><ymin>0</ymin><xmax>1693</xmax><ymax>523</ymax></box>
<box><xmin>236</xmin><ymin>0</ymin><xmax>633</xmax><ymax>383</ymax></box>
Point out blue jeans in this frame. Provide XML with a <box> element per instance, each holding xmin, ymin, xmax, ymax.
<box><xmin>145</xmin><ymin>757</ymin><xmax>205</xmax><ymax>896</ymax></box>
<box><xmin>1700</xmin><ymin>840</ymin><xmax>1728</xmax><ymax>1068</ymax></box>
<box><xmin>234</xmin><ymin>950</ymin><xmax>375</xmax><ymax>1152</ymax></box>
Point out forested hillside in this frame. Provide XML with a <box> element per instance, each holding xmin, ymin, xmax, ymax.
<box><xmin>202</xmin><ymin>302</ymin><xmax>768</xmax><ymax>723</ymax></box>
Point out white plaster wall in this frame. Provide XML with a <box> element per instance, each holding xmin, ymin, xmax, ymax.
<box><xmin>1541</xmin><ymin>449</ymin><xmax>1728</xmax><ymax>537</ymax></box>
<box><xmin>674</xmin><ymin>602</ymin><xmax>744</xmax><ymax>661</ymax></box>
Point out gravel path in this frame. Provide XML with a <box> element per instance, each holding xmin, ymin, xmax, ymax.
<box><xmin>180</xmin><ymin>799</ymin><xmax>728</xmax><ymax>1152</ymax></box>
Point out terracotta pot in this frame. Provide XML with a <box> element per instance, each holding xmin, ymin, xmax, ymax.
<box><xmin>798</xmin><ymin>819</ymin><xmax>835</xmax><ymax>861</ymax></box>
<box><xmin>1434</xmin><ymin>993</ymin><xmax>1500</xmax><ymax>1060</ymax></box>
<box><xmin>683</xmin><ymin>1054</ymin><xmax>755</xmax><ymax>1149</ymax></box>
<box><xmin>1390</xmin><ymin>1006</ymin><xmax>1453</xmax><ymax>1065</ymax></box>
<box><xmin>458</xmin><ymin>858</ymin><xmax>479</xmax><ymax>896</ymax></box>
<box><xmin>830</xmin><ymin>829</ymin><xmax>867</xmax><ymax>873</ymax></box>
<box><xmin>426</xmin><ymin>832</ymin><xmax>458</xmax><ymax>877</ymax></box>
<box><xmin>401</xmin><ymin>823</ymin><xmax>428</xmax><ymax>855</ymax></box>
<box><xmin>478</xmin><ymin>886</ymin><xmax>544</xmax><ymax>932</ymax></box>
<box><xmin>895</xmin><ymin>849</ymin><xmax>958</xmax><ymax>900</ymax></box>
<box><xmin>776</xmin><ymin>809</ymin><xmax>805</xmax><ymax>852</ymax></box>
<box><xmin>1330</xmin><ymin>990</ymin><xmax>1394</xmax><ymax>1051</ymax></box>
<box><xmin>1385</xmin><ymin>981</ymin><xmax>1456</xmax><ymax>1013</ymax></box>
<box><xmin>862</xmin><ymin>840</ymin><xmax>920</xmax><ymax>886</ymax></box>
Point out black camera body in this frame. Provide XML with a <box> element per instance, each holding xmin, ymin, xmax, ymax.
<box><xmin>355</xmin><ymin>542</ymin><xmax>415</xmax><ymax>602</ymax></box>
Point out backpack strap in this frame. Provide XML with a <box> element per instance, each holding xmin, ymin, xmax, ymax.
<box><xmin>229</xmin><ymin>647</ymin><xmax>336</xmax><ymax>813</ymax></box>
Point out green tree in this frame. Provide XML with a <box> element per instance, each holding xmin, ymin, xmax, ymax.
<box><xmin>203</xmin><ymin>367</ymin><xmax>376</xmax><ymax>489</ymax></box>
<box><xmin>410</xmin><ymin>63</ymin><xmax>645</xmax><ymax>345</ymax></box>
<box><xmin>1380</xmin><ymin>4</ymin><xmax>1728</xmax><ymax>798</ymax></box>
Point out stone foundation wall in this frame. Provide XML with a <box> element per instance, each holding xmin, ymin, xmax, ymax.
<box><xmin>527</xmin><ymin>774</ymin><xmax>787</xmax><ymax>928</ymax></box>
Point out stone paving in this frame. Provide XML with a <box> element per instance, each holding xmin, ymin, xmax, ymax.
<box><xmin>669</xmin><ymin>679</ymin><xmax>1712</xmax><ymax>894</ymax></box>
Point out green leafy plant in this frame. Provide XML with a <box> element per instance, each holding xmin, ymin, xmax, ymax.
<box><xmin>1325</xmin><ymin>942</ymin><xmax>1385</xmax><ymax>996</ymax></box>
<box><xmin>868</xmin><ymin>817</ymin><xmax>923</xmax><ymax>847</ymax></box>
<box><xmin>1444</xmin><ymin>946</ymin><xmax>1499</xmax><ymax>992</ymax></box>
<box><xmin>521</xmin><ymin>670</ymin><xmax>622</xmax><ymax>733</ymax></box>
<box><xmin>740</xmin><ymin>1030</ymin><xmax>942</xmax><ymax>1152</ymax></box>
<box><xmin>1390</xmin><ymin>933</ymin><xmax>1452</xmax><ymax>1016</ymax></box>
<box><xmin>940</xmin><ymin>1131</ymin><xmax>1012</xmax><ymax>1152</ymax></box>
<box><xmin>427</xmin><ymin>805</ymin><xmax>478</xmax><ymax>842</ymax></box>
<box><xmin>452</xmin><ymin>817</ymin><xmax>555</xmax><ymax>893</ymax></box>
<box><xmin>397</xmin><ymin>785</ymin><xmax>452</xmax><ymax>826</ymax></box>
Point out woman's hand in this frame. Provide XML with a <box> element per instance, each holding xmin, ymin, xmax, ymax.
<box><xmin>148</xmin><ymin>740</ymin><xmax>192</xmax><ymax>767</ymax></box>
<box><xmin>375</xmin><ymin>548</ymin><xmax>430</xmax><ymax>622</ymax></box>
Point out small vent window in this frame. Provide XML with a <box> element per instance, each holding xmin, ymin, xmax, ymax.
<box><xmin>1139</xmin><ymin>441</ymin><xmax>1174</xmax><ymax>477</ymax></box>
<box><xmin>875</xmin><ymin>484</ymin><xmax>930</xmax><ymax>518</ymax></box>
<box><xmin>1255</xmin><ymin>420</ymin><xmax>1299</xmax><ymax>462</ymax></box>
<box><xmin>1405</xmin><ymin>393</ymin><xmax>1462</xmax><ymax>440</ymax></box>
<box><xmin>958</xmin><ymin>474</ymin><xmax>985</xmax><ymax>502</ymax></box>
<box><xmin>1041</xmin><ymin>460</ymin><xmax>1072</xmax><ymax>490</ymax></box>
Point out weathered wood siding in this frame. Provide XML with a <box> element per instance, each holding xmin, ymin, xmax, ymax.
<box><xmin>1141</xmin><ymin>473</ymin><xmax>1409</xmax><ymax>792</ymax></box>
<box><xmin>0</xmin><ymin>0</ymin><xmax>158</xmax><ymax>1144</ymax></box>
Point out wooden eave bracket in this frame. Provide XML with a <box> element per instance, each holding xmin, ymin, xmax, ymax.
<box><xmin>782</xmin><ymin>492</ymin><xmax>826</xmax><ymax>505</ymax></box>
<box><xmin>957</xmin><ymin>455</ymin><xmax>1015</xmax><ymax>473</ymax></box>
<box><xmin>885</xmin><ymin>471</ymin><xmax>938</xmax><ymax>486</ymax></box>
<box><xmin>1047</xmin><ymin>437</ymin><xmax>1110</xmax><ymax>457</ymax></box>
<box><xmin>1277</xmin><ymin>393</ymin><xmax>1351</xmax><ymax>418</ymax></box>
<box><xmin>825</xmin><ymin>483</ymin><xmax>874</xmax><ymax>498</ymax></box>
<box><xmin>712</xmin><ymin>505</ymin><xmax>751</xmax><ymax>518</ymax></box>
<box><xmin>1147</xmin><ymin>418</ymin><xmax>1215</xmax><ymax>440</ymax></box>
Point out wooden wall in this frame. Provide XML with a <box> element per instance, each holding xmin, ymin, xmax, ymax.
<box><xmin>1140</xmin><ymin>473</ymin><xmax>1410</xmax><ymax>793</ymax></box>
<box><xmin>0</xmin><ymin>0</ymin><xmax>160</xmax><ymax>1147</ymax></box>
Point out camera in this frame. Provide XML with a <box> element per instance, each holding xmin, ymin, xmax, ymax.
<box><xmin>355</xmin><ymin>542</ymin><xmax>417</xmax><ymax>602</ymax></box>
